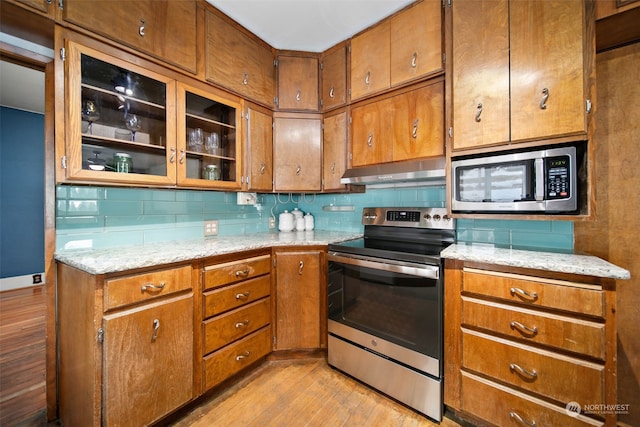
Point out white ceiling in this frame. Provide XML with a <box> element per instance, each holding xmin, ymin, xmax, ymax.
<box><xmin>206</xmin><ymin>0</ymin><xmax>415</xmax><ymax>52</ymax></box>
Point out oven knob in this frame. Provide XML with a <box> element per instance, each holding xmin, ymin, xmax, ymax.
<box><xmin>443</xmin><ymin>214</ymin><xmax>451</xmax><ymax>222</ymax></box>
<box><xmin>423</xmin><ymin>214</ymin><xmax>431</xmax><ymax>221</ymax></box>
<box><xmin>433</xmin><ymin>214</ymin><xmax>441</xmax><ymax>221</ymax></box>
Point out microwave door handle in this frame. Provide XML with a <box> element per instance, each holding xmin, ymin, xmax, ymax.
<box><xmin>534</xmin><ymin>158</ymin><xmax>545</xmax><ymax>201</ymax></box>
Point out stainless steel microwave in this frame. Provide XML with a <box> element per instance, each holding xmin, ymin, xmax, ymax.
<box><xmin>451</xmin><ymin>144</ymin><xmax>584</xmax><ymax>214</ymax></box>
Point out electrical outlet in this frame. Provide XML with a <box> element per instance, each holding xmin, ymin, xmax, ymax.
<box><xmin>268</xmin><ymin>217</ymin><xmax>276</xmax><ymax>229</ymax></box>
<box><xmin>237</xmin><ymin>192</ymin><xmax>257</xmax><ymax>205</ymax></box>
<box><xmin>204</xmin><ymin>220</ymin><xmax>218</xmax><ymax>236</ymax></box>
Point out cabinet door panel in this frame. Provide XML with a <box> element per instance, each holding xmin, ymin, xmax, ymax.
<box><xmin>510</xmin><ymin>0</ymin><xmax>587</xmax><ymax>141</ymax></box>
<box><xmin>451</xmin><ymin>0</ymin><xmax>510</xmax><ymax>149</ymax></box>
<box><xmin>275</xmin><ymin>251</ymin><xmax>321</xmax><ymax>350</ymax></box>
<box><xmin>245</xmin><ymin>106</ymin><xmax>273</xmax><ymax>191</ymax></box>
<box><xmin>351</xmin><ymin>99</ymin><xmax>394</xmax><ymax>167</ymax></box>
<box><xmin>393</xmin><ymin>82</ymin><xmax>444</xmax><ymax>161</ymax></box>
<box><xmin>321</xmin><ymin>45</ymin><xmax>347</xmax><ymax>110</ymax></box>
<box><xmin>277</xmin><ymin>56</ymin><xmax>319</xmax><ymax>111</ymax></box>
<box><xmin>350</xmin><ymin>21</ymin><xmax>391</xmax><ymax>101</ymax></box>
<box><xmin>273</xmin><ymin>116</ymin><xmax>322</xmax><ymax>191</ymax></box>
<box><xmin>391</xmin><ymin>0</ymin><xmax>443</xmax><ymax>86</ymax></box>
<box><xmin>323</xmin><ymin>112</ymin><xmax>348</xmax><ymax>191</ymax></box>
<box><xmin>63</xmin><ymin>0</ymin><xmax>197</xmax><ymax>73</ymax></box>
<box><xmin>103</xmin><ymin>294</ymin><xmax>193</xmax><ymax>426</ymax></box>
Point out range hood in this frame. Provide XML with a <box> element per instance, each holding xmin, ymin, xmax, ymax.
<box><xmin>340</xmin><ymin>157</ymin><xmax>446</xmax><ymax>188</ymax></box>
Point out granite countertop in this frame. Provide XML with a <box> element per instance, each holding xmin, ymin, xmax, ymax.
<box><xmin>441</xmin><ymin>243</ymin><xmax>631</xmax><ymax>280</ymax></box>
<box><xmin>54</xmin><ymin>230</ymin><xmax>362</xmax><ymax>275</ymax></box>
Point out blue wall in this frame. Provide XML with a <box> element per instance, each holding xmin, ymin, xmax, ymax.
<box><xmin>0</xmin><ymin>107</ymin><xmax>45</xmax><ymax>278</ymax></box>
<box><xmin>56</xmin><ymin>184</ymin><xmax>573</xmax><ymax>252</ymax></box>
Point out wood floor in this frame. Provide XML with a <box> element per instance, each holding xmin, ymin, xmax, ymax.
<box><xmin>170</xmin><ymin>358</ymin><xmax>463</xmax><ymax>427</ymax></box>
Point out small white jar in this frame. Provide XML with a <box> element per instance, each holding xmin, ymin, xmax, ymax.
<box><xmin>304</xmin><ymin>213</ymin><xmax>314</xmax><ymax>231</ymax></box>
<box><xmin>295</xmin><ymin>216</ymin><xmax>305</xmax><ymax>231</ymax></box>
<box><xmin>278</xmin><ymin>210</ymin><xmax>294</xmax><ymax>232</ymax></box>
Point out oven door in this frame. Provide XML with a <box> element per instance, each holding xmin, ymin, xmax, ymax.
<box><xmin>327</xmin><ymin>251</ymin><xmax>442</xmax><ymax>377</ymax></box>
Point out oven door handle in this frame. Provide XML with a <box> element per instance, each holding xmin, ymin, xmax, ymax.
<box><xmin>327</xmin><ymin>252</ymin><xmax>439</xmax><ymax>279</ymax></box>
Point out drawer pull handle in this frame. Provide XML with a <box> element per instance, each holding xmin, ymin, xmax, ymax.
<box><xmin>510</xmin><ymin>411</ymin><xmax>536</xmax><ymax>427</ymax></box>
<box><xmin>298</xmin><ymin>260</ymin><xmax>304</xmax><ymax>275</ymax></box>
<box><xmin>329</xmin><ymin>86</ymin><xmax>335</xmax><ymax>98</ymax></box>
<box><xmin>475</xmin><ymin>103</ymin><xmax>483</xmax><ymax>122</ymax></box>
<box><xmin>235</xmin><ymin>292</ymin><xmax>250</xmax><ymax>300</ymax></box>
<box><xmin>141</xmin><ymin>282</ymin><xmax>166</xmax><ymax>292</ymax></box>
<box><xmin>235</xmin><ymin>320</ymin><xmax>249</xmax><ymax>328</ymax></box>
<box><xmin>510</xmin><ymin>287</ymin><xmax>538</xmax><ymax>302</ymax></box>
<box><xmin>540</xmin><ymin>87</ymin><xmax>549</xmax><ymax>110</ymax></box>
<box><xmin>411</xmin><ymin>52</ymin><xmax>417</xmax><ymax>68</ymax></box>
<box><xmin>151</xmin><ymin>319</ymin><xmax>160</xmax><ymax>341</ymax></box>
<box><xmin>510</xmin><ymin>363</ymin><xmax>538</xmax><ymax>380</ymax></box>
<box><xmin>365</xmin><ymin>71</ymin><xmax>371</xmax><ymax>86</ymax></box>
<box><xmin>510</xmin><ymin>321</ymin><xmax>538</xmax><ymax>336</ymax></box>
<box><xmin>236</xmin><ymin>351</ymin><xmax>250</xmax><ymax>361</ymax></box>
<box><xmin>235</xmin><ymin>269</ymin><xmax>250</xmax><ymax>277</ymax></box>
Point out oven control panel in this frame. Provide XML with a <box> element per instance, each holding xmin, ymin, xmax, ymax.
<box><xmin>362</xmin><ymin>207</ymin><xmax>454</xmax><ymax>229</ymax></box>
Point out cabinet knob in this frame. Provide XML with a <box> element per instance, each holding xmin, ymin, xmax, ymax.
<box><xmin>540</xmin><ymin>88</ymin><xmax>549</xmax><ymax>110</ymax></box>
<box><xmin>509</xmin><ymin>411</ymin><xmax>536</xmax><ymax>427</ymax></box>
<box><xmin>139</xmin><ymin>19</ymin><xmax>146</xmax><ymax>37</ymax></box>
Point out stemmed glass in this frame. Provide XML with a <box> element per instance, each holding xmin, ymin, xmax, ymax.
<box><xmin>125</xmin><ymin>114</ymin><xmax>142</xmax><ymax>142</ymax></box>
<box><xmin>81</xmin><ymin>99</ymin><xmax>101</xmax><ymax>134</ymax></box>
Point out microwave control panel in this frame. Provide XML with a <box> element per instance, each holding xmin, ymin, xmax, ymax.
<box><xmin>545</xmin><ymin>156</ymin><xmax>571</xmax><ymax>199</ymax></box>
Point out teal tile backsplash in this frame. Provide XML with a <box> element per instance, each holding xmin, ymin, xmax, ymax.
<box><xmin>55</xmin><ymin>185</ymin><xmax>573</xmax><ymax>251</ymax></box>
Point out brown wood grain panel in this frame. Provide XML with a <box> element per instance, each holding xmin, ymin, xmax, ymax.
<box><xmin>203</xmin><ymin>274</ymin><xmax>270</xmax><ymax>318</ymax></box>
<box><xmin>350</xmin><ymin>21</ymin><xmax>391</xmax><ymax>101</ymax></box>
<box><xmin>320</xmin><ymin>43</ymin><xmax>347</xmax><ymax>111</ymax></box>
<box><xmin>203</xmin><ymin>298</ymin><xmax>270</xmax><ymax>354</ymax></box>
<box><xmin>203</xmin><ymin>254</ymin><xmax>271</xmax><ymax>290</ymax></box>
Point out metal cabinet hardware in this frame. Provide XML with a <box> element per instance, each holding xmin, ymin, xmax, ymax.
<box><xmin>329</xmin><ymin>86</ymin><xmax>335</xmax><ymax>98</ymax></box>
<box><xmin>151</xmin><ymin>319</ymin><xmax>160</xmax><ymax>341</ymax></box>
<box><xmin>235</xmin><ymin>320</ymin><xmax>249</xmax><ymax>329</ymax></box>
<box><xmin>243</xmin><ymin>73</ymin><xmax>248</xmax><ymax>86</ymax></box>
<box><xmin>235</xmin><ymin>268</ymin><xmax>250</xmax><ymax>277</ymax></box>
<box><xmin>296</xmin><ymin>90</ymin><xmax>301</xmax><ymax>102</ymax></box>
<box><xmin>141</xmin><ymin>282</ymin><xmax>166</xmax><ymax>292</ymax></box>
<box><xmin>475</xmin><ymin>103</ymin><xmax>483</xmax><ymax>122</ymax></box>
<box><xmin>169</xmin><ymin>147</ymin><xmax>176</xmax><ymax>163</ymax></box>
<box><xmin>298</xmin><ymin>260</ymin><xmax>304</xmax><ymax>275</ymax></box>
<box><xmin>411</xmin><ymin>52</ymin><xmax>418</xmax><ymax>68</ymax></box>
<box><xmin>179</xmin><ymin>149</ymin><xmax>185</xmax><ymax>164</ymax></box>
<box><xmin>235</xmin><ymin>351</ymin><xmax>250</xmax><ymax>361</ymax></box>
<box><xmin>365</xmin><ymin>71</ymin><xmax>371</xmax><ymax>85</ymax></box>
<box><xmin>509</xmin><ymin>411</ymin><xmax>536</xmax><ymax>427</ymax></box>
<box><xmin>235</xmin><ymin>291</ymin><xmax>250</xmax><ymax>300</ymax></box>
<box><xmin>260</xmin><ymin>162</ymin><xmax>266</xmax><ymax>175</ymax></box>
<box><xmin>509</xmin><ymin>363</ymin><xmax>538</xmax><ymax>380</ymax></box>
<box><xmin>296</xmin><ymin>165</ymin><xmax>301</xmax><ymax>176</ymax></box>
<box><xmin>412</xmin><ymin>119</ymin><xmax>419</xmax><ymax>139</ymax></box>
<box><xmin>510</xmin><ymin>320</ymin><xmax>538</xmax><ymax>336</ymax></box>
<box><xmin>367</xmin><ymin>133</ymin><xmax>373</xmax><ymax>147</ymax></box>
<box><xmin>540</xmin><ymin>88</ymin><xmax>549</xmax><ymax>110</ymax></box>
<box><xmin>330</xmin><ymin>162</ymin><xmax>336</xmax><ymax>174</ymax></box>
<box><xmin>510</xmin><ymin>287</ymin><xmax>539</xmax><ymax>302</ymax></box>
<box><xmin>139</xmin><ymin>19</ymin><xmax>146</xmax><ymax>37</ymax></box>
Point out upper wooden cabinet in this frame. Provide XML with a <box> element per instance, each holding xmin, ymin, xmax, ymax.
<box><xmin>451</xmin><ymin>0</ymin><xmax>593</xmax><ymax>151</ymax></box>
<box><xmin>350</xmin><ymin>97</ymin><xmax>395</xmax><ymax>167</ymax></box>
<box><xmin>350</xmin><ymin>21</ymin><xmax>391</xmax><ymax>101</ymax></box>
<box><xmin>243</xmin><ymin>102</ymin><xmax>273</xmax><ymax>192</ymax></box>
<box><xmin>205</xmin><ymin>9</ymin><xmax>275</xmax><ymax>108</ymax></box>
<box><xmin>321</xmin><ymin>44</ymin><xmax>348</xmax><ymax>111</ymax></box>
<box><xmin>350</xmin><ymin>0</ymin><xmax>444</xmax><ymax>102</ymax></box>
<box><xmin>322</xmin><ymin>110</ymin><xmax>348</xmax><ymax>191</ymax></box>
<box><xmin>390</xmin><ymin>0</ymin><xmax>443</xmax><ymax>87</ymax></box>
<box><xmin>273</xmin><ymin>113</ymin><xmax>322</xmax><ymax>192</ymax></box>
<box><xmin>276</xmin><ymin>54</ymin><xmax>319</xmax><ymax>111</ymax></box>
<box><xmin>62</xmin><ymin>0</ymin><xmax>197</xmax><ymax>73</ymax></box>
<box><xmin>6</xmin><ymin>0</ymin><xmax>56</xmax><ymax>17</ymax></box>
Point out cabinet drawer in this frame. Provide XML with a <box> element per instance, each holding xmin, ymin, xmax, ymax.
<box><xmin>203</xmin><ymin>274</ymin><xmax>270</xmax><ymax>318</ymax></box>
<box><xmin>462</xmin><ymin>329</ymin><xmax>604</xmax><ymax>405</ymax></box>
<box><xmin>462</xmin><ymin>268</ymin><xmax>604</xmax><ymax>318</ymax></box>
<box><xmin>462</xmin><ymin>297</ymin><xmax>605</xmax><ymax>359</ymax></box>
<box><xmin>203</xmin><ymin>298</ymin><xmax>271</xmax><ymax>355</ymax></box>
<box><xmin>204</xmin><ymin>255</ymin><xmax>271</xmax><ymax>290</ymax></box>
<box><xmin>203</xmin><ymin>326</ymin><xmax>271</xmax><ymax>390</ymax></box>
<box><xmin>104</xmin><ymin>265</ymin><xmax>192</xmax><ymax>310</ymax></box>
<box><xmin>461</xmin><ymin>371</ymin><xmax>603</xmax><ymax>427</ymax></box>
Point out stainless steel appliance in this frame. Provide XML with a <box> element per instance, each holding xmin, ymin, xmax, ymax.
<box><xmin>451</xmin><ymin>143</ymin><xmax>586</xmax><ymax>214</ymax></box>
<box><xmin>327</xmin><ymin>207</ymin><xmax>455</xmax><ymax>421</ymax></box>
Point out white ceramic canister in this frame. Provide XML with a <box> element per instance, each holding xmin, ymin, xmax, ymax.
<box><xmin>278</xmin><ymin>210</ymin><xmax>294</xmax><ymax>232</ymax></box>
<box><xmin>292</xmin><ymin>208</ymin><xmax>304</xmax><ymax>221</ymax></box>
<box><xmin>304</xmin><ymin>213</ymin><xmax>314</xmax><ymax>231</ymax></box>
<box><xmin>295</xmin><ymin>216</ymin><xmax>305</xmax><ymax>231</ymax></box>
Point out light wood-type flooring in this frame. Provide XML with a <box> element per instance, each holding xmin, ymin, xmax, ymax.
<box><xmin>171</xmin><ymin>358</ymin><xmax>463</xmax><ymax>427</ymax></box>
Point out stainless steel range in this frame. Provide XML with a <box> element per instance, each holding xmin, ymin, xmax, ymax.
<box><xmin>327</xmin><ymin>207</ymin><xmax>455</xmax><ymax>421</ymax></box>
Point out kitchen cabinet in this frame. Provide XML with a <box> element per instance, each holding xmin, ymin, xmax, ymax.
<box><xmin>273</xmin><ymin>249</ymin><xmax>325</xmax><ymax>351</ymax></box>
<box><xmin>177</xmin><ymin>81</ymin><xmax>242</xmax><ymax>189</ymax></box>
<box><xmin>205</xmin><ymin>9</ymin><xmax>275</xmax><ymax>108</ymax></box>
<box><xmin>351</xmin><ymin>80</ymin><xmax>444</xmax><ymax>167</ymax></box>
<box><xmin>444</xmin><ymin>260</ymin><xmax>617</xmax><ymax>427</ymax></box>
<box><xmin>5</xmin><ymin>0</ymin><xmax>56</xmax><ymax>17</ymax></box>
<box><xmin>276</xmin><ymin>54</ymin><xmax>319</xmax><ymax>111</ymax></box>
<box><xmin>273</xmin><ymin>113</ymin><xmax>322</xmax><ymax>192</ymax></box>
<box><xmin>350</xmin><ymin>21</ymin><xmax>390</xmax><ymax>101</ymax></box>
<box><xmin>243</xmin><ymin>102</ymin><xmax>273</xmax><ymax>192</ymax></box>
<box><xmin>57</xmin><ymin>263</ymin><xmax>194</xmax><ymax>427</ymax></box>
<box><xmin>451</xmin><ymin>0</ymin><xmax>593</xmax><ymax>151</ymax></box>
<box><xmin>201</xmin><ymin>253</ymin><xmax>272</xmax><ymax>391</ymax></box>
<box><xmin>320</xmin><ymin>43</ymin><xmax>347</xmax><ymax>111</ymax></box>
<box><xmin>322</xmin><ymin>110</ymin><xmax>348</xmax><ymax>191</ymax></box>
<box><xmin>57</xmin><ymin>33</ymin><xmax>243</xmax><ymax>190</ymax></box>
<box><xmin>390</xmin><ymin>0</ymin><xmax>443</xmax><ymax>87</ymax></box>
<box><xmin>62</xmin><ymin>0</ymin><xmax>197</xmax><ymax>73</ymax></box>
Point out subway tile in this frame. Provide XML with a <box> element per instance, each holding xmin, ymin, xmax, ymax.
<box><xmin>143</xmin><ymin>200</ymin><xmax>203</xmax><ymax>215</ymax></box>
<box><xmin>106</xmin><ymin>215</ymin><xmax>176</xmax><ymax>229</ymax></box>
<box><xmin>99</xmin><ymin>200</ymin><xmax>143</xmax><ymax>216</ymax></box>
<box><xmin>143</xmin><ymin>226</ymin><xmax>201</xmax><ymax>244</ymax></box>
<box><xmin>66</xmin><ymin>186</ymin><xmax>106</xmax><ymax>200</ymax></box>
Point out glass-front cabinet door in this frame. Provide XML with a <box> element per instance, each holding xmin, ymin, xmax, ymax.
<box><xmin>176</xmin><ymin>83</ymin><xmax>242</xmax><ymax>189</ymax></box>
<box><xmin>64</xmin><ymin>40</ymin><xmax>177</xmax><ymax>185</ymax></box>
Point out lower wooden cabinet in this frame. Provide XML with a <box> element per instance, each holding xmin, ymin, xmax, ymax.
<box><xmin>444</xmin><ymin>261</ymin><xmax>617</xmax><ymax>427</ymax></box>
<box><xmin>57</xmin><ymin>263</ymin><xmax>194</xmax><ymax>427</ymax></box>
<box><xmin>273</xmin><ymin>248</ymin><xmax>325</xmax><ymax>351</ymax></box>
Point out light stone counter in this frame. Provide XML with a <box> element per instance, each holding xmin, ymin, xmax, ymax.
<box><xmin>441</xmin><ymin>243</ymin><xmax>630</xmax><ymax>280</ymax></box>
<box><xmin>54</xmin><ymin>230</ymin><xmax>362</xmax><ymax>275</ymax></box>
